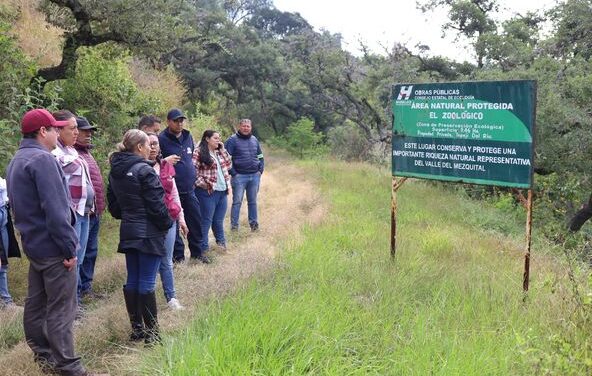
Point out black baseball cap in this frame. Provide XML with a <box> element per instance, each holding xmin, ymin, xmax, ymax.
<box><xmin>167</xmin><ymin>108</ymin><xmax>186</xmax><ymax>121</ymax></box>
<box><xmin>76</xmin><ymin>116</ymin><xmax>97</xmax><ymax>130</ymax></box>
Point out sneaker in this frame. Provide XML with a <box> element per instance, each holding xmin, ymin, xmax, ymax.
<box><xmin>167</xmin><ymin>298</ymin><xmax>185</xmax><ymax>311</ymax></box>
<box><xmin>230</xmin><ymin>226</ymin><xmax>238</xmax><ymax>232</ymax></box>
<box><xmin>250</xmin><ymin>223</ymin><xmax>259</xmax><ymax>232</ymax></box>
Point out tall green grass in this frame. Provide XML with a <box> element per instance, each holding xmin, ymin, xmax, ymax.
<box><xmin>144</xmin><ymin>160</ymin><xmax>591</xmax><ymax>375</ymax></box>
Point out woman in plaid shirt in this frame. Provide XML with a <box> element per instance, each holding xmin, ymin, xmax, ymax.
<box><xmin>193</xmin><ymin>130</ymin><xmax>232</xmax><ymax>255</ymax></box>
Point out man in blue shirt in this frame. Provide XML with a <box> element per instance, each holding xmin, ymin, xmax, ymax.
<box><xmin>158</xmin><ymin>109</ymin><xmax>209</xmax><ymax>263</ymax></box>
<box><xmin>225</xmin><ymin>118</ymin><xmax>265</xmax><ymax>232</ymax></box>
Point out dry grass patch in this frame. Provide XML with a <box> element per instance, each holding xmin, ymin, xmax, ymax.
<box><xmin>0</xmin><ymin>150</ymin><xmax>327</xmax><ymax>375</ymax></box>
<box><xmin>5</xmin><ymin>0</ymin><xmax>63</xmax><ymax>67</ymax></box>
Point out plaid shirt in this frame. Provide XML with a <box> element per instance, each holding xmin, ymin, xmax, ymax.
<box><xmin>192</xmin><ymin>148</ymin><xmax>232</xmax><ymax>193</ymax></box>
<box><xmin>52</xmin><ymin>141</ymin><xmax>93</xmax><ymax>216</ymax></box>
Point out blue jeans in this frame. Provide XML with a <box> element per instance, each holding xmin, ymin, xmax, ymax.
<box><xmin>0</xmin><ymin>205</ymin><xmax>12</xmax><ymax>304</ymax></box>
<box><xmin>159</xmin><ymin>222</ymin><xmax>177</xmax><ymax>301</ymax></box>
<box><xmin>230</xmin><ymin>172</ymin><xmax>261</xmax><ymax>228</ymax></box>
<box><xmin>125</xmin><ymin>251</ymin><xmax>161</xmax><ymax>294</ymax></box>
<box><xmin>196</xmin><ymin>188</ymin><xmax>228</xmax><ymax>251</ymax></box>
<box><xmin>74</xmin><ymin>213</ymin><xmax>90</xmax><ymax>302</ymax></box>
<box><xmin>80</xmin><ymin>214</ymin><xmax>100</xmax><ymax>294</ymax></box>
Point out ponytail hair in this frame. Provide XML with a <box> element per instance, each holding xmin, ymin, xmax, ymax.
<box><xmin>111</xmin><ymin>129</ymin><xmax>148</xmax><ymax>160</ymax></box>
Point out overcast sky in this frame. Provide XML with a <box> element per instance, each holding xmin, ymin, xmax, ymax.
<box><xmin>273</xmin><ymin>0</ymin><xmax>559</xmax><ymax>62</ymax></box>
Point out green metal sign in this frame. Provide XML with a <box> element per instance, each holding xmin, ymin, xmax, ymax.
<box><xmin>392</xmin><ymin>80</ymin><xmax>536</xmax><ymax>188</ymax></box>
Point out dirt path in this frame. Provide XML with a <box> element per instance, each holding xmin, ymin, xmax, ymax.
<box><xmin>0</xmin><ymin>151</ymin><xmax>326</xmax><ymax>375</ymax></box>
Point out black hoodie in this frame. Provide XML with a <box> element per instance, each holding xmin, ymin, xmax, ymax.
<box><xmin>107</xmin><ymin>152</ymin><xmax>173</xmax><ymax>255</ymax></box>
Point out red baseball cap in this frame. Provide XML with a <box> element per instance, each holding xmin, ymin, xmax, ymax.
<box><xmin>21</xmin><ymin>108</ymin><xmax>70</xmax><ymax>134</ymax></box>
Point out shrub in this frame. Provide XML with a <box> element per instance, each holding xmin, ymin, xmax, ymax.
<box><xmin>327</xmin><ymin>122</ymin><xmax>370</xmax><ymax>161</ymax></box>
<box><xmin>284</xmin><ymin>117</ymin><xmax>326</xmax><ymax>158</ymax></box>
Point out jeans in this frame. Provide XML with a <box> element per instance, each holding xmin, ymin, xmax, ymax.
<box><xmin>231</xmin><ymin>172</ymin><xmax>261</xmax><ymax>228</ymax></box>
<box><xmin>0</xmin><ymin>205</ymin><xmax>12</xmax><ymax>304</ymax></box>
<box><xmin>125</xmin><ymin>251</ymin><xmax>161</xmax><ymax>294</ymax></box>
<box><xmin>179</xmin><ymin>191</ymin><xmax>203</xmax><ymax>258</ymax></box>
<box><xmin>159</xmin><ymin>222</ymin><xmax>177</xmax><ymax>302</ymax></box>
<box><xmin>74</xmin><ymin>213</ymin><xmax>90</xmax><ymax>303</ymax></box>
<box><xmin>80</xmin><ymin>214</ymin><xmax>100</xmax><ymax>294</ymax></box>
<box><xmin>196</xmin><ymin>188</ymin><xmax>228</xmax><ymax>251</ymax></box>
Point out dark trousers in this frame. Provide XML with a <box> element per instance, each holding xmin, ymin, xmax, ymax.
<box><xmin>24</xmin><ymin>256</ymin><xmax>85</xmax><ymax>376</ymax></box>
<box><xmin>179</xmin><ymin>191</ymin><xmax>203</xmax><ymax>258</ymax></box>
<box><xmin>173</xmin><ymin>222</ymin><xmax>185</xmax><ymax>262</ymax></box>
<box><xmin>80</xmin><ymin>214</ymin><xmax>101</xmax><ymax>293</ymax></box>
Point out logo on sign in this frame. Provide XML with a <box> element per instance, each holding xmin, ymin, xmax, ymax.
<box><xmin>397</xmin><ymin>86</ymin><xmax>413</xmax><ymax>100</ymax></box>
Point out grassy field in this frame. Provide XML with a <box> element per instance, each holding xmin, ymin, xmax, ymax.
<box><xmin>143</xmin><ymin>159</ymin><xmax>592</xmax><ymax>375</ymax></box>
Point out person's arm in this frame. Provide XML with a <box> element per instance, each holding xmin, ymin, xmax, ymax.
<box><xmin>170</xmin><ymin>177</ymin><xmax>188</xmax><ymax>236</ymax></box>
<box><xmin>139</xmin><ymin>165</ymin><xmax>173</xmax><ymax>231</ymax></box>
<box><xmin>221</xmin><ymin>150</ymin><xmax>233</xmax><ymax>192</ymax></box>
<box><xmin>30</xmin><ymin>154</ymin><xmax>78</xmax><ymax>259</ymax></box>
<box><xmin>256</xmin><ymin>141</ymin><xmax>264</xmax><ymax>174</ymax></box>
<box><xmin>106</xmin><ymin>177</ymin><xmax>122</xmax><ymax>219</ymax></box>
<box><xmin>225</xmin><ymin>137</ymin><xmax>237</xmax><ymax>176</ymax></box>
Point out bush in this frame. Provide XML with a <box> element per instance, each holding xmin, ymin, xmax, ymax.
<box><xmin>327</xmin><ymin>122</ymin><xmax>370</xmax><ymax>161</ymax></box>
<box><xmin>284</xmin><ymin>117</ymin><xmax>326</xmax><ymax>158</ymax></box>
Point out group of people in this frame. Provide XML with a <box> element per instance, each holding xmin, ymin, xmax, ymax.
<box><xmin>3</xmin><ymin>108</ymin><xmax>264</xmax><ymax>376</ymax></box>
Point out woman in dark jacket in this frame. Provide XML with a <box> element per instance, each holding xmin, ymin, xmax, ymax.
<box><xmin>0</xmin><ymin>176</ymin><xmax>21</xmax><ymax>308</ymax></box>
<box><xmin>107</xmin><ymin>129</ymin><xmax>173</xmax><ymax>343</ymax></box>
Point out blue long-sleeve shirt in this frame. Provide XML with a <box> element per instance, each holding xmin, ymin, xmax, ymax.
<box><xmin>225</xmin><ymin>132</ymin><xmax>264</xmax><ymax>175</ymax></box>
<box><xmin>6</xmin><ymin>139</ymin><xmax>78</xmax><ymax>259</ymax></box>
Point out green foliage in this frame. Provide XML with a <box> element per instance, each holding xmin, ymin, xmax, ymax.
<box><xmin>0</xmin><ymin>78</ymin><xmax>64</xmax><ymax>172</ymax></box>
<box><xmin>0</xmin><ymin>9</ymin><xmax>36</xmax><ymax>113</ymax></box>
<box><xmin>144</xmin><ymin>159</ymin><xmax>592</xmax><ymax>375</ymax></box>
<box><xmin>326</xmin><ymin>122</ymin><xmax>370</xmax><ymax>161</ymax></box>
<box><xmin>283</xmin><ymin>118</ymin><xmax>326</xmax><ymax>158</ymax></box>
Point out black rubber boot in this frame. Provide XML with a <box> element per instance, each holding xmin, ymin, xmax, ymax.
<box><xmin>139</xmin><ymin>291</ymin><xmax>160</xmax><ymax>344</ymax></box>
<box><xmin>123</xmin><ymin>287</ymin><xmax>145</xmax><ymax>342</ymax></box>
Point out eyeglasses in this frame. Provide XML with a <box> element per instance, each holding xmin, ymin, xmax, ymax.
<box><xmin>173</xmin><ymin>118</ymin><xmax>185</xmax><ymax>124</ymax></box>
<box><xmin>149</xmin><ymin>142</ymin><xmax>159</xmax><ymax>147</ymax></box>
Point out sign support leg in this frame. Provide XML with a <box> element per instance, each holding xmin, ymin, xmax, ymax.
<box><xmin>523</xmin><ymin>189</ymin><xmax>533</xmax><ymax>292</ymax></box>
<box><xmin>391</xmin><ymin>177</ymin><xmax>407</xmax><ymax>258</ymax></box>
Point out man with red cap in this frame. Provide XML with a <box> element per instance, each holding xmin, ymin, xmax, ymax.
<box><xmin>6</xmin><ymin>109</ymin><xmax>104</xmax><ymax>375</ymax></box>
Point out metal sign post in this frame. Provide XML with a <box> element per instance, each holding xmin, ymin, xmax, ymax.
<box><xmin>391</xmin><ymin>176</ymin><xmax>407</xmax><ymax>257</ymax></box>
<box><xmin>523</xmin><ymin>189</ymin><xmax>533</xmax><ymax>292</ymax></box>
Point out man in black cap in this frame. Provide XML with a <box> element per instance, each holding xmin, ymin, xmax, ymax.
<box><xmin>74</xmin><ymin>117</ymin><xmax>106</xmax><ymax>299</ymax></box>
<box><xmin>158</xmin><ymin>109</ymin><xmax>207</xmax><ymax>263</ymax></box>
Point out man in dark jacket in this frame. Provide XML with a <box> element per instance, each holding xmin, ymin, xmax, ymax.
<box><xmin>158</xmin><ymin>109</ymin><xmax>208</xmax><ymax>263</ymax></box>
<box><xmin>225</xmin><ymin>118</ymin><xmax>265</xmax><ymax>232</ymax></box>
<box><xmin>6</xmin><ymin>108</ymin><xmax>97</xmax><ymax>376</ymax></box>
<box><xmin>73</xmin><ymin>117</ymin><xmax>105</xmax><ymax>299</ymax></box>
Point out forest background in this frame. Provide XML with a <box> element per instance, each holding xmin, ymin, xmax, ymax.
<box><xmin>1</xmin><ymin>0</ymin><xmax>592</xmax><ymax>252</ymax></box>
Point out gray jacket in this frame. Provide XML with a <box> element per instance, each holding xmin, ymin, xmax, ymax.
<box><xmin>6</xmin><ymin>139</ymin><xmax>78</xmax><ymax>259</ymax></box>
